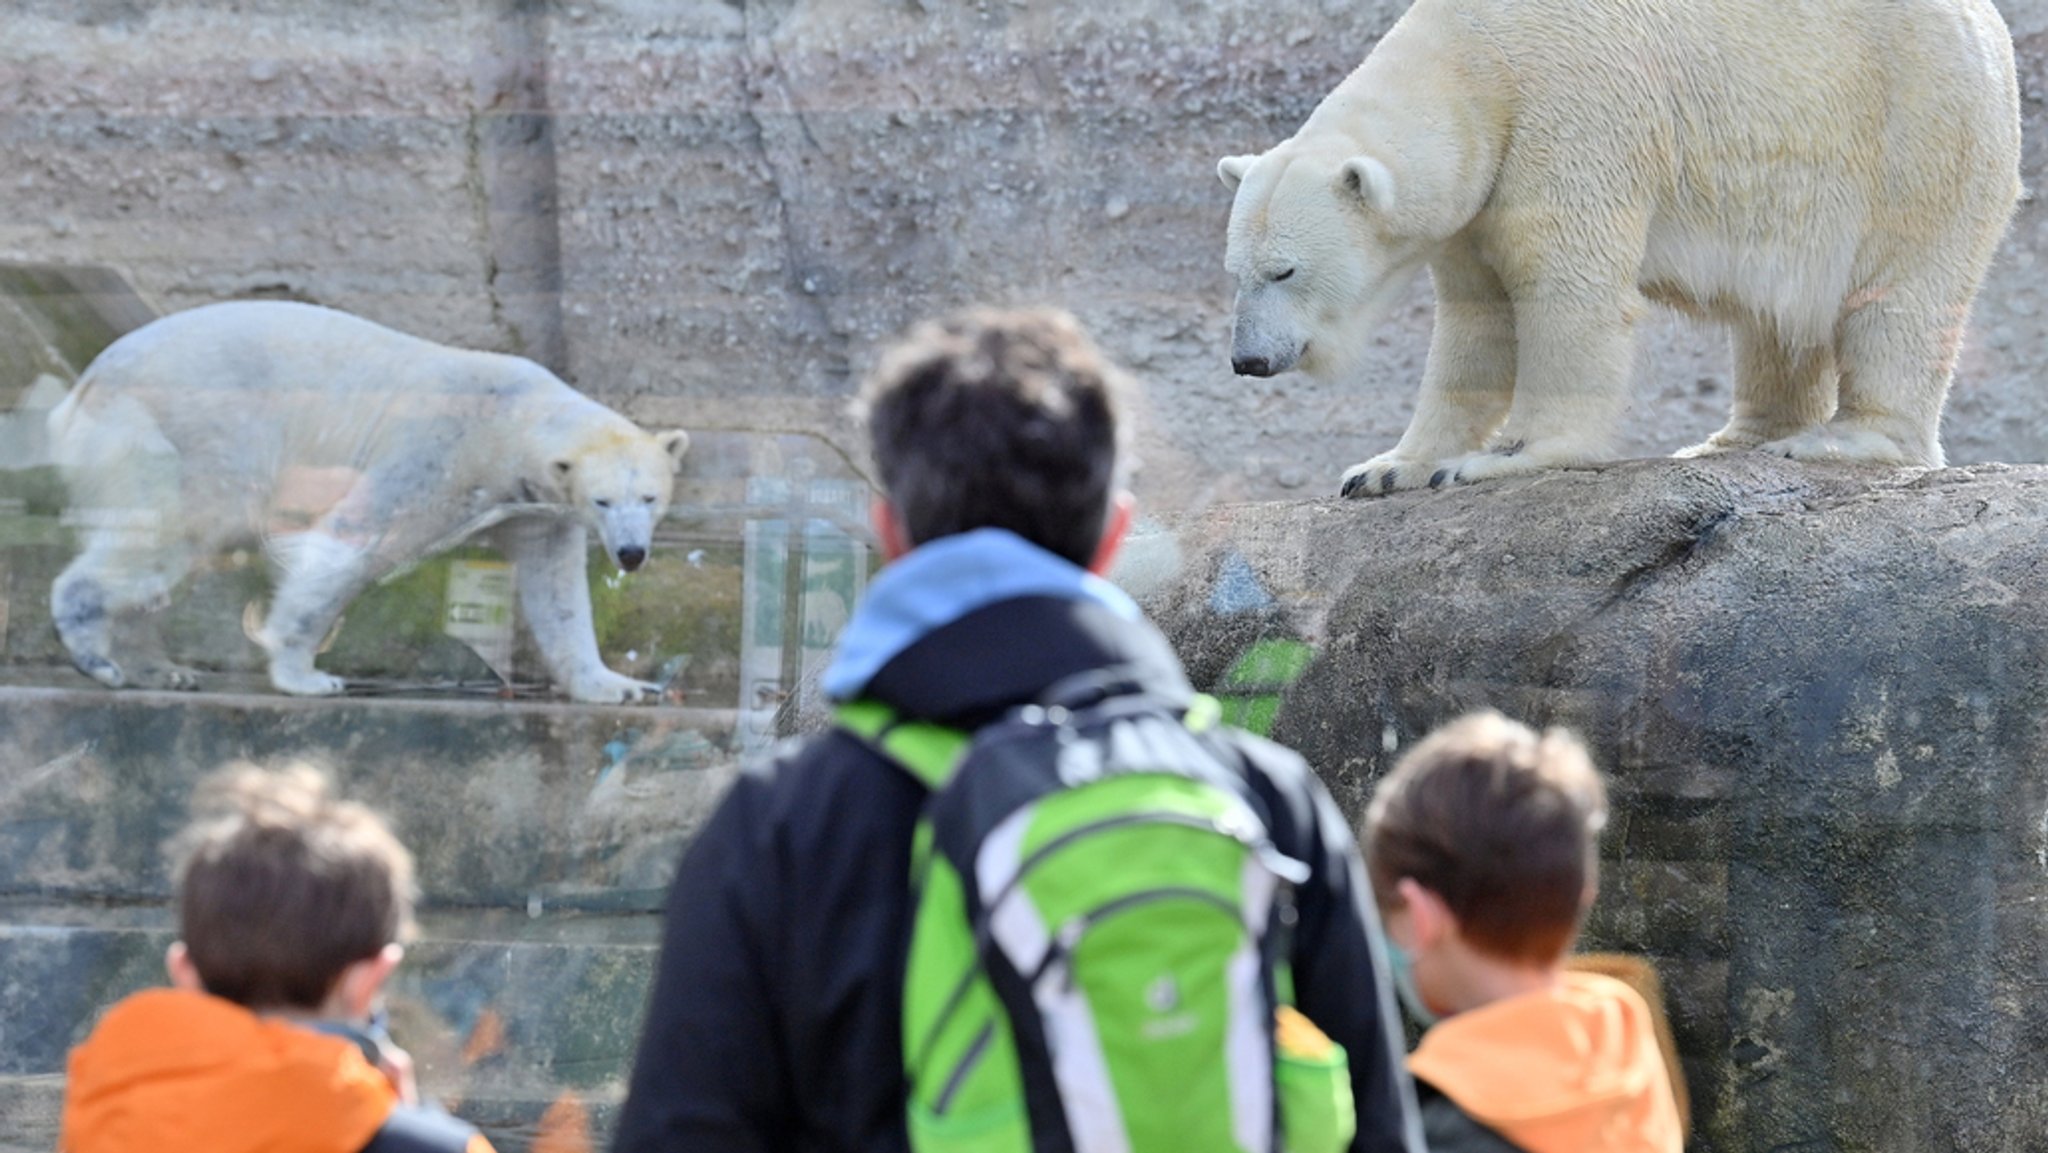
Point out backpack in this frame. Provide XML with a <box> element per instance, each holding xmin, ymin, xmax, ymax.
<box><xmin>836</xmin><ymin>679</ymin><xmax>1357</xmax><ymax>1153</ymax></box>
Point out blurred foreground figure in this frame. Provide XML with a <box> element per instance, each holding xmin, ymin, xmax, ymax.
<box><xmin>615</xmin><ymin>308</ymin><xmax>1426</xmax><ymax>1153</ymax></box>
<box><xmin>62</xmin><ymin>762</ymin><xmax>494</xmax><ymax>1153</ymax></box>
<box><xmin>1365</xmin><ymin>712</ymin><xmax>1684</xmax><ymax>1153</ymax></box>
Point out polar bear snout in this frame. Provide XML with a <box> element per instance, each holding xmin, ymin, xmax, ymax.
<box><xmin>1228</xmin><ymin>337</ymin><xmax>1294</xmax><ymax>378</ymax></box>
<box><xmin>1229</xmin><ymin>301</ymin><xmax>1306</xmax><ymax>377</ymax></box>
<box><xmin>615</xmin><ymin>546</ymin><xmax>647</xmax><ymax>572</ymax></box>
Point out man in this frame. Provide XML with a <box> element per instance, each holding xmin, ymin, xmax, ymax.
<box><xmin>613</xmin><ymin>307</ymin><xmax>1423</xmax><ymax>1153</ymax></box>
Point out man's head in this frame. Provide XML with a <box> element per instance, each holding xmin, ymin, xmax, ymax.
<box><xmin>1365</xmin><ymin>711</ymin><xmax>1609</xmax><ymax>1015</ymax></box>
<box><xmin>856</xmin><ymin>307</ymin><xmax>1133</xmax><ymax>569</ymax></box>
<box><xmin>166</xmin><ymin>763</ymin><xmax>417</xmax><ymax>1017</ymax></box>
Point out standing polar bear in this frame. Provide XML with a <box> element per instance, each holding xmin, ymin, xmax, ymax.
<box><xmin>1219</xmin><ymin>0</ymin><xmax>2022</xmax><ymax>496</ymax></box>
<box><xmin>49</xmin><ymin>301</ymin><xmax>690</xmax><ymax>703</ymax></box>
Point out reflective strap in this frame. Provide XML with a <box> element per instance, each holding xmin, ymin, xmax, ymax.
<box><xmin>834</xmin><ymin>700</ymin><xmax>972</xmax><ymax>790</ymax></box>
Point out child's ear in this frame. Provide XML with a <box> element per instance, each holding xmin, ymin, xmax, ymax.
<box><xmin>331</xmin><ymin>944</ymin><xmax>405</xmax><ymax>1021</ymax></box>
<box><xmin>165</xmin><ymin>942</ymin><xmax>205</xmax><ymax>992</ymax></box>
<box><xmin>1396</xmin><ymin>878</ymin><xmax>1455</xmax><ymax>949</ymax></box>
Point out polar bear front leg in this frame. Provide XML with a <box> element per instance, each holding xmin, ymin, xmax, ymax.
<box><xmin>1421</xmin><ymin>282</ymin><xmax>1638</xmax><ymax>490</ymax></box>
<box><xmin>498</xmin><ymin>517</ymin><xmax>660</xmax><ymax>705</ymax></box>
<box><xmin>1342</xmin><ymin>243</ymin><xmax>1517</xmax><ymax>497</ymax></box>
<box><xmin>258</xmin><ymin>530</ymin><xmax>372</xmax><ymax>696</ymax></box>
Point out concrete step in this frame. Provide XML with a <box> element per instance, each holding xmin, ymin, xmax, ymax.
<box><xmin>0</xmin><ymin>1075</ymin><xmax>62</xmax><ymax>1153</ymax></box>
<box><xmin>0</xmin><ymin>686</ymin><xmax>741</xmax><ymax>911</ymax></box>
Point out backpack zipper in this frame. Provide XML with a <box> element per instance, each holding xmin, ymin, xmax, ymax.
<box><xmin>1033</xmin><ymin>886</ymin><xmax>1245</xmax><ymax>988</ymax></box>
<box><xmin>930</xmin><ymin>1020</ymin><xmax>997</xmax><ymax>1116</ymax></box>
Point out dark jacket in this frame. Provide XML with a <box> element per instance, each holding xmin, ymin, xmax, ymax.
<box><xmin>1417</xmin><ymin>1082</ymin><xmax>1526</xmax><ymax>1153</ymax></box>
<box><xmin>614</xmin><ymin>535</ymin><xmax>1424</xmax><ymax>1153</ymax></box>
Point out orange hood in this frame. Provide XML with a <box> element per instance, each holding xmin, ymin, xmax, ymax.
<box><xmin>1408</xmin><ymin>971</ymin><xmax>1683</xmax><ymax>1153</ymax></box>
<box><xmin>62</xmin><ymin>988</ymin><xmax>396</xmax><ymax>1153</ymax></box>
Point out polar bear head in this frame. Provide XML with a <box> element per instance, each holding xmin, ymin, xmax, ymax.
<box><xmin>550</xmin><ymin>427</ymin><xmax>691</xmax><ymax>572</ymax></box>
<box><xmin>1218</xmin><ymin>143</ymin><xmax>1429</xmax><ymax>383</ymax></box>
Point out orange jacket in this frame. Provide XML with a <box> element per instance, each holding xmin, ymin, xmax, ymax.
<box><xmin>1407</xmin><ymin>971</ymin><xmax>1684</xmax><ymax>1153</ymax></box>
<box><xmin>62</xmin><ymin>988</ymin><xmax>490</xmax><ymax>1153</ymax></box>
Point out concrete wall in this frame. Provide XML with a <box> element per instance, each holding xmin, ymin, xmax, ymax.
<box><xmin>4</xmin><ymin>0</ymin><xmax>2045</xmax><ymax>504</ymax></box>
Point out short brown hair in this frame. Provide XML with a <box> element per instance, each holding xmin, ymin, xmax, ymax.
<box><xmin>856</xmin><ymin>307</ymin><xmax>1130</xmax><ymax>567</ymax></box>
<box><xmin>1365</xmin><ymin>711</ymin><xmax>1609</xmax><ymax>964</ymax></box>
<box><xmin>169</xmin><ymin>763</ymin><xmax>417</xmax><ymax>1010</ymax></box>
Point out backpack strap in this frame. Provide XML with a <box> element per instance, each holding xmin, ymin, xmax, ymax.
<box><xmin>836</xmin><ymin>691</ymin><xmax>1225</xmax><ymax>788</ymax></box>
<box><xmin>834</xmin><ymin>700</ymin><xmax>972</xmax><ymax>790</ymax></box>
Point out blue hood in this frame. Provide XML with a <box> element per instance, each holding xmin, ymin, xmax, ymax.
<box><xmin>822</xmin><ymin>528</ymin><xmax>1141</xmax><ymax>701</ymax></box>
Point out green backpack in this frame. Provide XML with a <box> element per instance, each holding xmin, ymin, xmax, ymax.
<box><xmin>837</xmin><ymin>685</ymin><xmax>1358</xmax><ymax>1153</ymax></box>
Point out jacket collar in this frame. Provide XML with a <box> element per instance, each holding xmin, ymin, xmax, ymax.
<box><xmin>822</xmin><ymin>528</ymin><xmax>1141</xmax><ymax>702</ymax></box>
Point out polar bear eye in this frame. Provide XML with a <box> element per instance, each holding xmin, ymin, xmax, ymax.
<box><xmin>595</xmin><ymin>499</ymin><xmax>612</xmax><ymax>509</ymax></box>
<box><xmin>641</xmin><ymin>495</ymin><xmax>657</xmax><ymax>505</ymax></box>
<box><xmin>1271</xmin><ymin>268</ymin><xmax>1296</xmax><ymax>283</ymax></box>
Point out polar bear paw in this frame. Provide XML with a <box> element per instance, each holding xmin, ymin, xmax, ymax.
<box><xmin>1339</xmin><ymin>454</ymin><xmax>1436</xmax><ymax>498</ymax></box>
<box><xmin>73</xmin><ymin>655</ymin><xmax>128</xmax><ymax>690</ymax></box>
<box><xmin>566</xmin><ymin>668</ymin><xmax>663</xmax><ymax>705</ymax></box>
<box><xmin>1757</xmin><ymin>426</ymin><xmax>1925</xmax><ymax>467</ymax></box>
<box><xmin>125</xmin><ymin>659</ymin><xmax>203</xmax><ymax>691</ymax></box>
<box><xmin>1340</xmin><ymin>444</ymin><xmax>1551</xmax><ymax>498</ymax></box>
<box><xmin>269</xmin><ymin>664</ymin><xmax>346</xmax><ymax>696</ymax></box>
<box><xmin>1671</xmin><ymin>434</ymin><xmax>1763</xmax><ymax>459</ymax></box>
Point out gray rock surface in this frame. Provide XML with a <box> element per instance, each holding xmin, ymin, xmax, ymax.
<box><xmin>1142</xmin><ymin>456</ymin><xmax>2048</xmax><ymax>1152</ymax></box>
<box><xmin>2</xmin><ymin>0</ymin><xmax>2043</xmax><ymax>508</ymax></box>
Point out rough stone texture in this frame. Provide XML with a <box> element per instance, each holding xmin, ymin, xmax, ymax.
<box><xmin>2</xmin><ymin>0</ymin><xmax>2044</xmax><ymax>505</ymax></box>
<box><xmin>1141</xmin><ymin>457</ymin><xmax>2048</xmax><ymax>1153</ymax></box>
<box><xmin>0</xmin><ymin>688</ymin><xmax>739</xmax><ymax>1151</ymax></box>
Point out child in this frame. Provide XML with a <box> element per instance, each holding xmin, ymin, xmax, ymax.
<box><xmin>1364</xmin><ymin>711</ymin><xmax>1684</xmax><ymax>1153</ymax></box>
<box><xmin>61</xmin><ymin>763</ymin><xmax>493</xmax><ymax>1153</ymax></box>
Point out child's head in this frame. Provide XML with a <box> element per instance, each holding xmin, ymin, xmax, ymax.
<box><xmin>166</xmin><ymin>762</ymin><xmax>417</xmax><ymax>1016</ymax></box>
<box><xmin>1365</xmin><ymin>711</ymin><xmax>1608</xmax><ymax>1013</ymax></box>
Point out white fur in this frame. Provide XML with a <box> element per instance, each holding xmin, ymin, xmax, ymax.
<box><xmin>48</xmin><ymin>301</ymin><xmax>690</xmax><ymax>702</ymax></box>
<box><xmin>1219</xmin><ymin>0</ymin><xmax>2023</xmax><ymax>495</ymax></box>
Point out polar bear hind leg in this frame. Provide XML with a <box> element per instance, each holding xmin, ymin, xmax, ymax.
<box><xmin>48</xmin><ymin>394</ymin><xmax>204</xmax><ymax>690</ymax></box>
<box><xmin>1675</xmin><ymin>321</ymin><xmax>1836</xmax><ymax>458</ymax></box>
<box><xmin>51</xmin><ymin>540</ymin><xmax>203</xmax><ymax>690</ymax></box>
<box><xmin>1759</xmin><ymin>274</ymin><xmax>1972</xmax><ymax>468</ymax></box>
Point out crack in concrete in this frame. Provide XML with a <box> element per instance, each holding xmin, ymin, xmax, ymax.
<box><xmin>738</xmin><ymin>0</ymin><xmax>850</xmax><ymax>384</ymax></box>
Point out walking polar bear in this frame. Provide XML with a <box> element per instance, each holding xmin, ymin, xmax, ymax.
<box><xmin>49</xmin><ymin>301</ymin><xmax>690</xmax><ymax>702</ymax></box>
<box><xmin>1219</xmin><ymin>0</ymin><xmax>2022</xmax><ymax>497</ymax></box>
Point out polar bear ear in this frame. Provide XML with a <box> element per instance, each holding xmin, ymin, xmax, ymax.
<box><xmin>1339</xmin><ymin>156</ymin><xmax>1396</xmax><ymax>213</ymax></box>
<box><xmin>548</xmin><ymin>458</ymin><xmax>575</xmax><ymax>495</ymax></box>
<box><xmin>657</xmin><ymin>429</ymin><xmax>690</xmax><ymax>471</ymax></box>
<box><xmin>1217</xmin><ymin>154</ymin><xmax>1257</xmax><ymax>191</ymax></box>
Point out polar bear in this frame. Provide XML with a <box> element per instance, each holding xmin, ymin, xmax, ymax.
<box><xmin>48</xmin><ymin>301</ymin><xmax>690</xmax><ymax>702</ymax></box>
<box><xmin>1218</xmin><ymin>0</ymin><xmax>2021</xmax><ymax>497</ymax></box>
